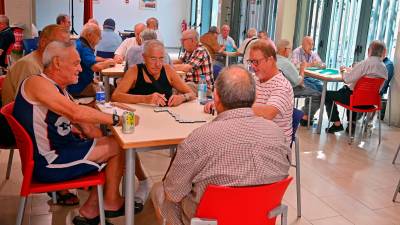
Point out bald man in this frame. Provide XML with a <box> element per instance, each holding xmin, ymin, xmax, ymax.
<box><xmin>114</xmin><ymin>23</ymin><xmax>146</xmax><ymax>63</ymax></box>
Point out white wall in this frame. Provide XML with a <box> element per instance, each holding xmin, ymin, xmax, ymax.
<box><xmin>5</xmin><ymin>0</ymin><xmax>33</xmax><ymax>38</ymax></box>
<box><xmin>35</xmin><ymin>0</ymin><xmax>189</xmax><ymax>47</ymax></box>
<box><xmin>275</xmin><ymin>0</ymin><xmax>297</xmax><ymax>43</ymax></box>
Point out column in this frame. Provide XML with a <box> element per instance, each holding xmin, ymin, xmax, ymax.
<box><xmin>83</xmin><ymin>0</ymin><xmax>93</xmax><ymax>24</ymax></box>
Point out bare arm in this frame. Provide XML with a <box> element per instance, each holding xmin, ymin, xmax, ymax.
<box><xmin>25</xmin><ymin>76</ymin><xmax>113</xmax><ymax>125</ymax></box>
<box><xmin>91</xmin><ymin>59</ymin><xmax>116</xmax><ymax>72</ymax></box>
<box><xmin>252</xmin><ymin>105</ymin><xmax>279</xmax><ymax>120</ymax></box>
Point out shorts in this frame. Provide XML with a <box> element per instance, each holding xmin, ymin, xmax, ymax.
<box><xmin>33</xmin><ymin>139</ymin><xmax>106</xmax><ymax>183</ymax></box>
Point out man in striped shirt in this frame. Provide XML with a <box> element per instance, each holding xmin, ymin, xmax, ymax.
<box><xmin>249</xmin><ymin>40</ymin><xmax>294</xmax><ymax>143</ymax></box>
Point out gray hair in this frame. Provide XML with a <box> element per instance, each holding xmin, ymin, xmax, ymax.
<box><xmin>208</xmin><ymin>26</ymin><xmax>218</xmax><ymax>33</ymax></box>
<box><xmin>143</xmin><ymin>39</ymin><xmax>164</xmax><ymax>55</ymax></box>
<box><xmin>247</xmin><ymin>28</ymin><xmax>257</xmax><ymax>38</ymax></box>
<box><xmin>0</xmin><ymin>15</ymin><xmax>9</xmax><ymax>26</ymax></box>
<box><xmin>140</xmin><ymin>29</ymin><xmax>157</xmax><ymax>42</ymax></box>
<box><xmin>276</xmin><ymin>39</ymin><xmax>291</xmax><ymax>51</ymax></box>
<box><xmin>368</xmin><ymin>40</ymin><xmax>386</xmax><ymax>57</ymax></box>
<box><xmin>80</xmin><ymin>23</ymin><xmax>101</xmax><ymax>39</ymax></box>
<box><xmin>215</xmin><ymin>65</ymin><xmax>256</xmax><ymax>110</ymax></box>
<box><xmin>56</xmin><ymin>14</ymin><xmax>68</xmax><ymax>25</ymax></box>
<box><xmin>42</xmin><ymin>41</ymin><xmax>75</xmax><ymax>68</ymax></box>
<box><xmin>183</xmin><ymin>29</ymin><xmax>199</xmax><ymax>41</ymax></box>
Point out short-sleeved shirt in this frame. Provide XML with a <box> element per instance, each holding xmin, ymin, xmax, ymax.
<box><xmin>114</xmin><ymin>37</ymin><xmax>139</xmax><ymax>58</ymax></box>
<box><xmin>180</xmin><ymin>43</ymin><xmax>213</xmax><ymax>87</ymax></box>
<box><xmin>67</xmin><ymin>38</ymin><xmax>96</xmax><ymax>94</ymax></box>
<box><xmin>291</xmin><ymin>46</ymin><xmax>322</xmax><ymax>67</ymax></box>
<box><xmin>96</xmin><ymin>28</ymin><xmax>122</xmax><ymax>52</ymax></box>
<box><xmin>1</xmin><ymin>51</ymin><xmax>43</xmax><ymax>106</ymax></box>
<box><xmin>276</xmin><ymin>55</ymin><xmax>302</xmax><ymax>87</ymax></box>
<box><xmin>343</xmin><ymin>56</ymin><xmax>388</xmax><ymax>90</ymax></box>
<box><xmin>217</xmin><ymin>35</ymin><xmax>236</xmax><ymax>50</ymax></box>
<box><xmin>254</xmin><ymin>72</ymin><xmax>294</xmax><ymax>143</ymax></box>
<box><xmin>161</xmin><ymin>108</ymin><xmax>290</xmax><ymax>225</ymax></box>
<box><xmin>0</xmin><ymin>27</ymin><xmax>15</xmax><ymax>68</ymax></box>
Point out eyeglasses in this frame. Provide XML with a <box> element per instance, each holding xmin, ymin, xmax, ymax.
<box><xmin>146</xmin><ymin>56</ymin><xmax>165</xmax><ymax>63</ymax></box>
<box><xmin>247</xmin><ymin>58</ymin><xmax>267</xmax><ymax>66</ymax></box>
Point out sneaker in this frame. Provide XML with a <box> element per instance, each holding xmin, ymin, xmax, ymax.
<box><xmin>300</xmin><ymin>119</ymin><xmax>313</xmax><ymax>127</ymax></box>
<box><xmin>326</xmin><ymin>124</ymin><xmax>344</xmax><ymax>133</ymax></box>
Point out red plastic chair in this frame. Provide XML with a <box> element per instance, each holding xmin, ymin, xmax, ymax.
<box><xmin>330</xmin><ymin>77</ymin><xmax>385</xmax><ymax>144</ymax></box>
<box><xmin>0</xmin><ymin>75</ymin><xmax>16</xmax><ymax>179</ymax></box>
<box><xmin>1</xmin><ymin>102</ymin><xmax>107</xmax><ymax>225</ymax></box>
<box><xmin>191</xmin><ymin>177</ymin><xmax>293</xmax><ymax>225</ymax></box>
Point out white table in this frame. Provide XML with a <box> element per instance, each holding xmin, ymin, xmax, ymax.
<box><xmin>98</xmin><ymin>101</ymin><xmax>215</xmax><ymax>225</ymax></box>
<box><xmin>304</xmin><ymin>69</ymin><xmax>343</xmax><ymax>134</ymax></box>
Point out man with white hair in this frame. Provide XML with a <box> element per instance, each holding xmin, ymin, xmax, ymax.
<box><xmin>114</xmin><ymin>23</ymin><xmax>146</xmax><ymax>63</ymax></box>
<box><xmin>174</xmin><ymin>29</ymin><xmax>213</xmax><ymax>94</ymax></box>
<box><xmin>13</xmin><ymin>41</ymin><xmax>134</xmax><ymax>224</ymax></box>
<box><xmin>236</xmin><ymin>28</ymin><xmax>258</xmax><ymax>66</ymax></box>
<box><xmin>0</xmin><ymin>15</ymin><xmax>15</xmax><ymax>69</ymax></box>
<box><xmin>218</xmin><ymin>24</ymin><xmax>237</xmax><ymax>51</ymax></box>
<box><xmin>67</xmin><ymin>23</ymin><xmax>115</xmax><ymax>96</ymax></box>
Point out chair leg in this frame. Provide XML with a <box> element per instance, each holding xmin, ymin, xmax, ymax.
<box><xmin>392</xmin><ymin>177</ymin><xmax>400</xmax><ymax>202</ymax></box>
<box><xmin>359</xmin><ymin>113</ymin><xmax>366</xmax><ymax>140</ymax></box>
<box><xmin>52</xmin><ymin>192</ymin><xmax>57</xmax><ymax>204</ymax></box>
<box><xmin>15</xmin><ymin>197</ymin><xmax>27</xmax><ymax>225</ymax></box>
<box><xmin>295</xmin><ymin>137</ymin><xmax>301</xmax><ymax>217</ymax></box>
<box><xmin>328</xmin><ymin>102</ymin><xmax>335</xmax><ymax>130</ymax></box>
<box><xmin>6</xmin><ymin>149</ymin><xmax>14</xmax><ymax>179</ymax></box>
<box><xmin>295</xmin><ymin>98</ymin><xmax>299</xmax><ymax>108</ymax></box>
<box><xmin>281</xmin><ymin>205</ymin><xmax>288</xmax><ymax>225</ymax></box>
<box><xmin>307</xmin><ymin>97</ymin><xmax>312</xmax><ymax>128</ymax></box>
<box><xmin>393</xmin><ymin>144</ymin><xmax>400</xmax><ymax>164</ymax></box>
<box><xmin>388</xmin><ymin>88</ymin><xmax>392</xmax><ymax>127</ymax></box>
<box><xmin>378</xmin><ymin>110</ymin><xmax>381</xmax><ymax>145</ymax></box>
<box><xmin>349</xmin><ymin>111</ymin><xmax>353</xmax><ymax>144</ymax></box>
<box><xmin>97</xmin><ymin>185</ymin><xmax>106</xmax><ymax>225</ymax></box>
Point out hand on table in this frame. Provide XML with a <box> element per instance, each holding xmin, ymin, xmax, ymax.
<box><xmin>148</xmin><ymin>93</ymin><xmax>167</xmax><ymax>106</ymax></box>
<box><xmin>168</xmin><ymin>94</ymin><xmax>185</xmax><ymax>107</ymax></box>
<box><xmin>203</xmin><ymin>101</ymin><xmax>215</xmax><ymax>114</ymax></box>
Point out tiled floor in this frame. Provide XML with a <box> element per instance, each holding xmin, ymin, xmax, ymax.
<box><xmin>1</xmin><ymin>117</ymin><xmax>400</xmax><ymax>225</ymax></box>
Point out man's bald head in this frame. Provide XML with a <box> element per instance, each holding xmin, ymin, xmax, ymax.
<box><xmin>302</xmin><ymin>36</ymin><xmax>314</xmax><ymax>54</ymax></box>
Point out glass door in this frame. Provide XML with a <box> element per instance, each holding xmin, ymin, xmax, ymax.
<box><xmin>190</xmin><ymin>0</ymin><xmax>219</xmax><ymax>35</ymax></box>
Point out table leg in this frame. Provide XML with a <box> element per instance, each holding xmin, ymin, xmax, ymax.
<box><xmin>317</xmin><ymin>81</ymin><xmax>328</xmax><ymax>134</ymax></box>
<box><xmin>103</xmin><ymin>75</ymin><xmax>110</xmax><ymax>102</ymax></box>
<box><xmin>225</xmin><ymin>55</ymin><xmax>229</xmax><ymax>67</ymax></box>
<box><xmin>125</xmin><ymin>149</ymin><xmax>136</xmax><ymax>225</ymax></box>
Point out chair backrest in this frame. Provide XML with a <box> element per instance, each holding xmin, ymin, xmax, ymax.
<box><xmin>23</xmin><ymin>38</ymin><xmax>39</xmax><ymax>55</ymax></box>
<box><xmin>96</xmin><ymin>51</ymin><xmax>115</xmax><ymax>59</ymax></box>
<box><xmin>195</xmin><ymin>177</ymin><xmax>293</xmax><ymax>225</ymax></box>
<box><xmin>1</xmin><ymin>102</ymin><xmax>35</xmax><ymax>195</ymax></box>
<box><xmin>351</xmin><ymin>77</ymin><xmax>385</xmax><ymax>108</ymax></box>
<box><xmin>292</xmin><ymin>108</ymin><xmax>304</xmax><ymax>144</ymax></box>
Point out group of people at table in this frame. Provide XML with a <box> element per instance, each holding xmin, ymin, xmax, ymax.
<box><xmin>0</xmin><ymin>13</ymin><xmax>394</xmax><ymax>225</ymax></box>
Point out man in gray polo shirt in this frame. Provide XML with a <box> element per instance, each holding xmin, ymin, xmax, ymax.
<box><xmin>325</xmin><ymin>40</ymin><xmax>388</xmax><ymax>133</ymax></box>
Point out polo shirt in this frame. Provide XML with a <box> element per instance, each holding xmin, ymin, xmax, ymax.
<box><xmin>96</xmin><ymin>28</ymin><xmax>122</xmax><ymax>52</ymax></box>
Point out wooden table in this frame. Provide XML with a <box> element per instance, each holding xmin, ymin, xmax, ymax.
<box><xmin>98</xmin><ymin>101</ymin><xmax>215</xmax><ymax>225</ymax></box>
<box><xmin>304</xmin><ymin>68</ymin><xmax>343</xmax><ymax>134</ymax></box>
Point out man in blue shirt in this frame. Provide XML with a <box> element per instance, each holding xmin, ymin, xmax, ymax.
<box><xmin>67</xmin><ymin>23</ymin><xmax>115</xmax><ymax>96</ymax></box>
<box><xmin>96</xmin><ymin>18</ymin><xmax>122</xmax><ymax>55</ymax></box>
<box><xmin>380</xmin><ymin>57</ymin><xmax>394</xmax><ymax>96</ymax></box>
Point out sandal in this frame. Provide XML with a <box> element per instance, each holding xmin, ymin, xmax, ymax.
<box><xmin>72</xmin><ymin>215</ymin><xmax>113</xmax><ymax>225</ymax></box>
<box><xmin>47</xmin><ymin>191</ymin><xmax>80</xmax><ymax>206</ymax></box>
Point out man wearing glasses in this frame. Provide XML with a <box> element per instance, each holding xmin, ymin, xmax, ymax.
<box><xmin>173</xmin><ymin>29</ymin><xmax>213</xmax><ymax>96</ymax></box>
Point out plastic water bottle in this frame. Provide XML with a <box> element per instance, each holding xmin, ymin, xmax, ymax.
<box><xmin>96</xmin><ymin>81</ymin><xmax>106</xmax><ymax>104</ymax></box>
<box><xmin>197</xmin><ymin>75</ymin><xmax>207</xmax><ymax>104</ymax></box>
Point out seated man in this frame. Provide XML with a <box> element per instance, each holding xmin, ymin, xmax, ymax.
<box><xmin>200</xmin><ymin>26</ymin><xmax>223</xmax><ymax>61</ymax></box>
<box><xmin>173</xmin><ymin>29</ymin><xmax>213</xmax><ymax>95</ymax></box>
<box><xmin>67</xmin><ymin>23</ymin><xmax>116</xmax><ymax>97</ymax></box>
<box><xmin>325</xmin><ymin>40</ymin><xmax>388</xmax><ymax>133</ymax></box>
<box><xmin>112</xmin><ymin>40</ymin><xmax>195</xmax><ymax>106</ymax></box>
<box><xmin>0</xmin><ymin>15</ymin><xmax>15</xmax><ymax>70</ymax></box>
<box><xmin>96</xmin><ymin>18</ymin><xmax>122</xmax><ymax>55</ymax></box>
<box><xmin>114</xmin><ymin>23</ymin><xmax>146</xmax><ymax>63</ymax></box>
<box><xmin>125</xmin><ymin>29</ymin><xmax>171</xmax><ymax>69</ymax></box>
<box><xmin>291</xmin><ymin>36</ymin><xmax>325</xmax><ymax>93</ymax></box>
<box><xmin>276</xmin><ymin>39</ymin><xmax>321</xmax><ymax>126</ymax></box>
<box><xmin>13</xmin><ymin>41</ymin><xmax>132</xmax><ymax>224</ymax></box>
<box><xmin>151</xmin><ymin>65</ymin><xmax>290</xmax><ymax>225</ymax></box>
<box><xmin>146</xmin><ymin>17</ymin><xmax>163</xmax><ymax>43</ymax></box>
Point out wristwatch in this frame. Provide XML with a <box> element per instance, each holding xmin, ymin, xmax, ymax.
<box><xmin>112</xmin><ymin>112</ymin><xmax>120</xmax><ymax>126</ymax></box>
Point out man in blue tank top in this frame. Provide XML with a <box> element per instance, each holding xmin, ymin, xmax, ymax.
<box><xmin>14</xmin><ymin>41</ymin><xmax>137</xmax><ymax>224</ymax></box>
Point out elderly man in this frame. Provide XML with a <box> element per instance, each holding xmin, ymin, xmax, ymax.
<box><xmin>114</xmin><ymin>23</ymin><xmax>146</xmax><ymax>63</ymax></box>
<box><xmin>276</xmin><ymin>39</ymin><xmax>321</xmax><ymax>126</ymax></box>
<box><xmin>249</xmin><ymin>40</ymin><xmax>294</xmax><ymax>143</ymax></box>
<box><xmin>56</xmin><ymin>14</ymin><xmax>71</xmax><ymax>31</ymax></box>
<box><xmin>0</xmin><ymin>15</ymin><xmax>15</xmax><ymax>69</ymax></box>
<box><xmin>236</xmin><ymin>28</ymin><xmax>258</xmax><ymax>66</ymax></box>
<box><xmin>151</xmin><ymin>65</ymin><xmax>290</xmax><ymax>225</ymax></box>
<box><xmin>218</xmin><ymin>24</ymin><xmax>237</xmax><ymax>51</ymax></box>
<box><xmin>200</xmin><ymin>26</ymin><xmax>223</xmax><ymax>61</ymax></box>
<box><xmin>13</xmin><ymin>41</ymin><xmax>132</xmax><ymax>224</ymax></box>
<box><xmin>325</xmin><ymin>40</ymin><xmax>388</xmax><ymax>133</ymax></box>
<box><xmin>67</xmin><ymin>23</ymin><xmax>115</xmax><ymax>96</ymax></box>
<box><xmin>125</xmin><ymin>29</ymin><xmax>171</xmax><ymax>68</ymax></box>
<box><xmin>96</xmin><ymin>18</ymin><xmax>122</xmax><ymax>54</ymax></box>
<box><xmin>174</xmin><ymin>29</ymin><xmax>213</xmax><ymax>94</ymax></box>
<box><xmin>146</xmin><ymin>17</ymin><xmax>163</xmax><ymax>43</ymax></box>
<box><xmin>291</xmin><ymin>36</ymin><xmax>324</xmax><ymax>93</ymax></box>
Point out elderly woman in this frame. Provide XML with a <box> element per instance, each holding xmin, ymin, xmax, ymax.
<box><xmin>112</xmin><ymin>40</ymin><xmax>195</xmax><ymax>106</ymax></box>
